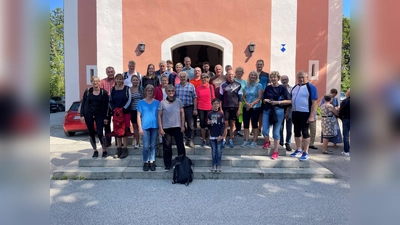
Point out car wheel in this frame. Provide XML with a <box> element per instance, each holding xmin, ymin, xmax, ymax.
<box><xmin>64</xmin><ymin>131</ymin><xmax>76</xmax><ymax>137</ymax></box>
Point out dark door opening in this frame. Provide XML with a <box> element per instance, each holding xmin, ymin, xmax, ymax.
<box><xmin>172</xmin><ymin>45</ymin><xmax>222</xmax><ymax>73</ymax></box>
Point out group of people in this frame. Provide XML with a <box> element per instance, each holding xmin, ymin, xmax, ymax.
<box><xmin>79</xmin><ymin>57</ymin><xmax>351</xmax><ymax>172</ymax></box>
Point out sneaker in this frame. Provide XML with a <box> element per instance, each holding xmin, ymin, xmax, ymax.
<box><xmin>299</xmin><ymin>152</ymin><xmax>309</xmax><ymax>161</ymax></box>
<box><xmin>271</xmin><ymin>151</ymin><xmax>279</xmax><ymax>160</ymax></box>
<box><xmin>290</xmin><ymin>149</ymin><xmax>303</xmax><ymax>157</ymax></box>
<box><xmin>101</xmin><ymin>151</ymin><xmax>108</xmax><ymax>158</ymax></box>
<box><xmin>236</xmin><ymin>131</ymin><xmax>244</xmax><ymax>137</ymax></box>
<box><xmin>92</xmin><ymin>151</ymin><xmax>98</xmax><ymax>158</ymax></box>
<box><xmin>216</xmin><ymin>165</ymin><xmax>221</xmax><ymax>173</ymax></box>
<box><xmin>241</xmin><ymin>141</ymin><xmax>250</xmax><ymax>148</ymax></box>
<box><xmin>309</xmin><ymin>145</ymin><xmax>318</xmax><ymax>150</ymax></box>
<box><xmin>250</xmin><ymin>142</ymin><xmax>257</xmax><ymax>148</ymax></box>
<box><xmin>201</xmin><ymin>139</ymin><xmax>206</xmax><ymax>147</ymax></box>
<box><xmin>341</xmin><ymin>151</ymin><xmax>350</xmax><ymax>157</ymax></box>
<box><xmin>143</xmin><ymin>163</ymin><xmax>149</xmax><ymax>171</ymax></box>
<box><xmin>229</xmin><ymin>139</ymin><xmax>234</xmax><ymax>148</ymax></box>
<box><xmin>222</xmin><ymin>139</ymin><xmax>226</xmax><ymax>148</ymax></box>
<box><xmin>285</xmin><ymin>143</ymin><xmax>292</xmax><ymax>151</ymax></box>
<box><xmin>262</xmin><ymin>141</ymin><xmax>270</xmax><ymax>149</ymax></box>
<box><xmin>164</xmin><ymin>166</ymin><xmax>170</xmax><ymax>172</ymax></box>
<box><xmin>189</xmin><ymin>140</ymin><xmax>195</xmax><ymax>148</ymax></box>
<box><xmin>210</xmin><ymin>165</ymin><xmax>217</xmax><ymax>172</ymax></box>
<box><xmin>134</xmin><ymin>143</ymin><xmax>140</xmax><ymax>149</ymax></box>
<box><xmin>149</xmin><ymin>162</ymin><xmax>156</xmax><ymax>171</ymax></box>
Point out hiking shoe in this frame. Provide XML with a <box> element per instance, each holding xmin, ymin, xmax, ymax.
<box><xmin>241</xmin><ymin>141</ymin><xmax>250</xmax><ymax>148</ymax></box>
<box><xmin>149</xmin><ymin>163</ymin><xmax>156</xmax><ymax>171</ymax></box>
<box><xmin>164</xmin><ymin>166</ymin><xmax>170</xmax><ymax>172</ymax></box>
<box><xmin>143</xmin><ymin>163</ymin><xmax>149</xmax><ymax>171</ymax></box>
<box><xmin>201</xmin><ymin>140</ymin><xmax>206</xmax><ymax>147</ymax></box>
<box><xmin>236</xmin><ymin>131</ymin><xmax>244</xmax><ymax>137</ymax></box>
<box><xmin>262</xmin><ymin>141</ymin><xmax>270</xmax><ymax>149</ymax></box>
<box><xmin>92</xmin><ymin>151</ymin><xmax>98</xmax><ymax>158</ymax></box>
<box><xmin>134</xmin><ymin>143</ymin><xmax>140</xmax><ymax>149</ymax></box>
<box><xmin>271</xmin><ymin>151</ymin><xmax>279</xmax><ymax>160</ymax></box>
<box><xmin>222</xmin><ymin>139</ymin><xmax>226</xmax><ymax>148</ymax></box>
<box><xmin>250</xmin><ymin>142</ymin><xmax>257</xmax><ymax>148</ymax></box>
<box><xmin>101</xmin><ymin>151</ymin><xmax>108</xmax><ymax>158</ymax></box>
<box><xmin>341</xmin><ymin>151</ymin><xmax>350</xmax><ymax>157</ymax></box>
<box><xmin>120</xmin><ymin>147</ymin><xmax>128</xmax><ymax>159</ymax></box>
<box><xmin>229</xmin><ymin>139</ymin><xmax>234</xmax><ymax>148</ymax></box>
<box><xmin>188</xmin><ymin>140</ymin><xmax>195</xmax><ymax>148</ymax></box>
<box><xmin>285</xmin><ymin>143</ymin><xmax>292</xmax><ymax>151</ymax></box>
<box><xmin>290</xmin><ymin>149</ymin><xmax>303</xmax><ymax>157</ymax></box>
<box><xmin>299</xmin><ymin>152</ymin><xmax>309</xmax><ymax>161</ymax></box>
<box><xmin>114</xmin><ymin>147</ymin><xmax>122</xmax><ymax>158</ymax></box>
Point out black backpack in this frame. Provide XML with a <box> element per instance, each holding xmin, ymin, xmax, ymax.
<box><xmin>171</xmin><ymin>155</ymin><xmax>194</xmax><ymax>186</ymax></box>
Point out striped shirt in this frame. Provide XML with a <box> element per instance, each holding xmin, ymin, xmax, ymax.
<box><xmin>175</xmin><ymin>82</ymin><xmax>197</xmax><ymax>107</ymax></box>
<box><xmin>130</xmin><ymin>88</ymin><xmax>143</xmax><ymax>110</ymax></box>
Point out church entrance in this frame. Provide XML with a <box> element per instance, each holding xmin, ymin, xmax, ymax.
<box><xmin>172</xmin><ymin>45</ymin><xmax>223</xmax><ymax>72</ymax></box>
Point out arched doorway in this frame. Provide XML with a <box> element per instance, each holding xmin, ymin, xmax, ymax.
<box><xmin>172</xmin><ymin>45</ymin><xmax>222</xmax><ymax>72</ymax></box>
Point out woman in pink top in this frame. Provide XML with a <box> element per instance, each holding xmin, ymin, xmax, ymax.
<box><xmin>195</xmin><ymin>73</ymin><xmax>215</xmax><ymax>147</ymax></box>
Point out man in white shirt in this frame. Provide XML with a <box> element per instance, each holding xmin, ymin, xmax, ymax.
<box><xmin>123</xmin><ymin>60</ymin><xmax>142</xmax><ymax>87</ymax></box>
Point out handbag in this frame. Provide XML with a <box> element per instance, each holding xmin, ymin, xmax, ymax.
<box><xmin>269</xmin><ymin>107</ymin><xmax>278</xmax><ymax>124</ymax></box>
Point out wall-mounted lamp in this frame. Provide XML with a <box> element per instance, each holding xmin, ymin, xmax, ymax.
<box><xmin>248</xmin><ymin>42</ymin><xmax>255</xmax><ymax>54</ymax></box>
<box><xmin>138</xmin><ymin>42</ymin><xmax>146</xmax><ymax>52</ymax></box>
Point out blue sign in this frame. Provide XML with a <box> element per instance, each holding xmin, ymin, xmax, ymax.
<box><xmin>281</xmin><ymin>44</ymin><xmax>286</xmax><ymax>52</ymax></box>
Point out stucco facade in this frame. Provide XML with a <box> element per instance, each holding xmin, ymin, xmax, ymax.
<box><xmin>64</xmin><ymin>0</ymin><xmax>342</xmax><ymax>109</ymax></box>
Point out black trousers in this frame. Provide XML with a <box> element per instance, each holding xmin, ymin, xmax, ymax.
<box><xmin>84</xmin><ymin>113</ymin><xmax>105</xmax><ymax>150</ymax></box>
<box><xmin>163</xmin><ymin>127</ymin><xmax>186</xmax><ymax>168</ymax></box>
<box><xmin>104</xmin><ymin>114</ymin><xmax>111</xmax><ymax>145</ymax></box>
<box><xmin>183</xmin><ymin>106</ymin><xmax>194</xmax><ymax>140</ymax></box>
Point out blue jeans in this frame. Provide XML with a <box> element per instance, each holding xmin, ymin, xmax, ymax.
<box><xmin>209</xmin><ymin>139</ymin><xmax>222</xmax><ymax>166</ymax></box>
<box><xmin>342</xmin><ymin>118</ymin><xmax>350</xmax><ymax>153</ymax></box>
<box><xmin>262</xmin><ymin>108</ymin><xmax>285</xmax><ymax>140</ymax></box>
<box><xmin>279</xmin><ymin>115</ymin><xmax>292</xmax><ymax>145</ymax></box>
<box><xmin>142</xmin><ymin>128</ymin><xmax>158</xmax><ymax>162</ymax></box>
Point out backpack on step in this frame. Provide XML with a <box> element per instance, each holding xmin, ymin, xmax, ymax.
<box><xmin>171</xmin><ymin>155</ymin><xmax>194</xmax><ymax>186</ymax></box>
<box><xmin>112</xmin><ymin>108</ymin><xmax>125</xmax><ymax>137</ymax></box>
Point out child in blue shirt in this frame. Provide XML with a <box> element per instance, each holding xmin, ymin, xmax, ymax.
<box><xmin>207</xmin><ymin>98</ymin><xmax>225</xmax><ymax>172</ymax></box>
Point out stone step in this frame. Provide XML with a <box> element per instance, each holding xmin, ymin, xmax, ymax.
<box><xmin>104</xmin><ymin>145</ymin><xmax>287</xmax><ymax>156</ymax></box>
<box><xmin>126</xmin><ymin>137</ymin><xmax>267</xmax><ymax>145</ymax></box>
<box><xmin>78</xmin><ymin>155</ymin><xmax>309</xmax><ymax>168</ymax></box>
<box><xmin>53</xmin><ymin>161</ymin><xmax>333</xmax><ymax>180</ymax></box>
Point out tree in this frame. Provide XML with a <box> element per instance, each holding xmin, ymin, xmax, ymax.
<box><xmin>341</xmin><ymin>16</ymin><xmax>350</xmax><ymax>91</ymax></box>
<box><xmin>50</xmin><ymin>7</ymin><xmax>64</xmax><ymax>97</ymax></box>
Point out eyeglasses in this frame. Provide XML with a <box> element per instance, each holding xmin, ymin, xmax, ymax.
<box><xmin>167</xmin><ymin>90</ymin><xmax>175</xmax><ymax>92</ymax></box>
<box><xmin>201</xmin><ymin>77</ymin><xmax>209</xmax><ymax>79</ymax></box>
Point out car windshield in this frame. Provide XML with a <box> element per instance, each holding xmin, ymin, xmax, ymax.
<box><xmin>70</xmin><ymin>102</ymin><xmax>80</xmax><ymax>111</ymax></box>
<box><xmin>50</xmin><ymin>100</ymin><xmax>56</xmax><ymax>103</ymax></box>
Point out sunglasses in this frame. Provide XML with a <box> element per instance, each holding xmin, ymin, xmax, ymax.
<box><xmin>167</xmin><ymin>90</ymin><xmax>175</xmax><ymax>92</ymax></box>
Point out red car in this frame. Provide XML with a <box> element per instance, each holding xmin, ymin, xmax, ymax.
<box><xmin>63</xmin><ymin>101</ymin><xmax>95</xmax><ymax>136</ymax></box>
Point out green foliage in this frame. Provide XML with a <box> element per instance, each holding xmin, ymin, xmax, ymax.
<box><xmin>50</xmin><ymin>7</ymin><xmax>65</xmax><ymax>97</ymax></box>
<box><xmin>341</xmin><ymin>17</ymin><xmax>350</xmax><ymax>92</ymax></box>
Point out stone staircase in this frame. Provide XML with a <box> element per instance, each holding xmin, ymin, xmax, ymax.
<box><xmin>52</xmin><ymin>131</ymin><xmax>334</xmax><ymax>180</ymax></box>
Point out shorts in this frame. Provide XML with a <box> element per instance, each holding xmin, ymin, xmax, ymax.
<box><xmin>130</xmin><ymin>110</ymin><xmax>138</xmax><ymax>124</ymax></box>
<box><xmin>223</xmin><ymin>107</ymin><xmax>238</xmax><ymax>121</ymax></box>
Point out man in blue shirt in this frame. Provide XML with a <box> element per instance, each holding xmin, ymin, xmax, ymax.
<box><xmin>182</xmin><ymin>57</ymin><xmax>195</xmax><ymax>80</ymax></box>
<box><xmin>155</xmin><ymin>60</ymin><xmax>171</xmax><ymax>84</ymax></box>
<box><xmin>288</xmin><ymin>71</ymin><xmax>318</xmax><ymax>161</ymax></box>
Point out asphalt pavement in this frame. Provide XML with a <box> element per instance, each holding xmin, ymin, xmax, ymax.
<box><xmin>50</xmin><ymin>112</ymin><xmax>350</xmax><ymax>225</ymax></box>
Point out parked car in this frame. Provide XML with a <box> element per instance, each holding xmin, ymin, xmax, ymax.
<box><xmin>51</xmin><ymin>96</ymin><xmax>65</xmax><ymax>111</ymax></box>
<box><xmin>50</xmin><ymin>100</ymin><xmax>58</xmax><ymax>113</ymax></box>
<box><xmin>340</xmin><ymin>91</ymin><xmax>346</xmax><ymax>102</ymax></box>
<box><xmin>63</xmin><ymin>101</ymin><xmax>93</xmax><ymax>136</ymax></box>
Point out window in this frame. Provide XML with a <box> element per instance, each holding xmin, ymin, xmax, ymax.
<box><xmin>86</xmin><ymin>65</ymin><xmax>97</xmax><ymax>84</ymax></box>
<box><xmin>308</xmin><ymin>60</ymin><xmax>319</xmax><ymax>80</ymax></box>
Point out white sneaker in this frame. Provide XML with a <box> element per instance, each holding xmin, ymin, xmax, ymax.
<box><xmin>134</xmin><ymin>143</ymin><xmax>140</xmax><ymax>149</ymax></box>
<box><xmin>250</xmin><ymin>142</ymin><xmax>257</xmax><ymax>148</ymax></box>
<box><xmin>341</xmin><ymin>151</ymin><xmax>350</xmax><ymax>156</ymax></box>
